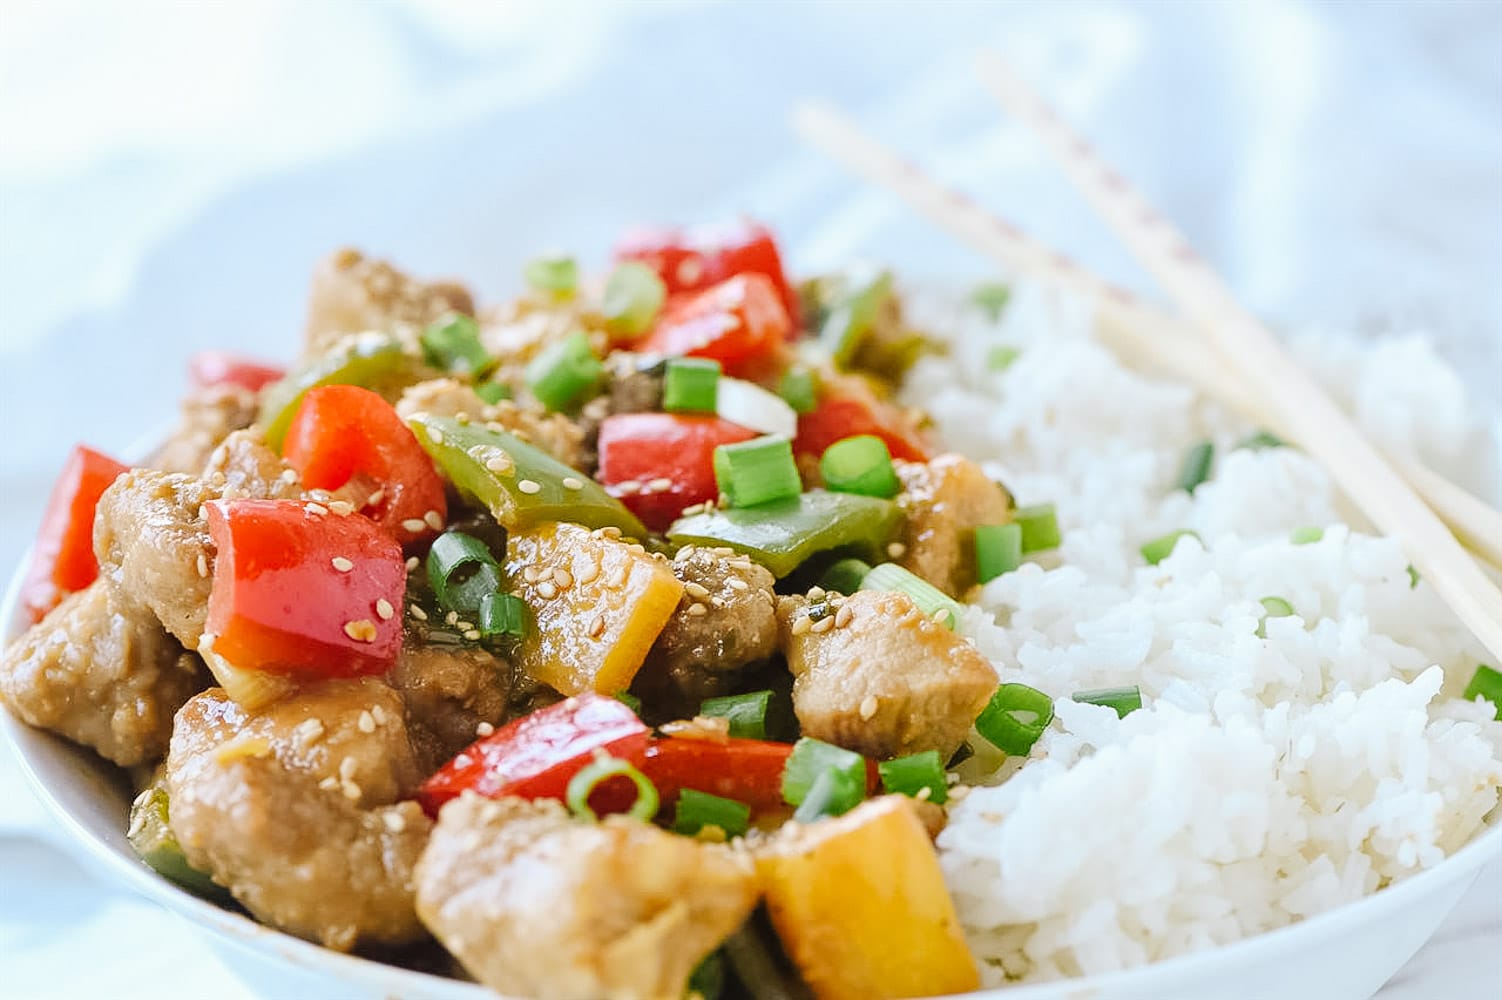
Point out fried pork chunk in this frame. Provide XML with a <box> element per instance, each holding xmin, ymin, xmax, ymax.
<box><xmin>387</xmin><ymin>641</ymin><xmax>514</xmax><ymax>771</ymax></box>
<box><xmin>304</xmin><ymin>248</ymin><xmax>473</xmax><ymax>359</ymax></box>
<box><xmin>165</xmin><ymin>680</ymin><xmax>431</xmax><ymax>951</ymax></box>
<box><xmin>894</xmin><ymin>453</ymin><xmax>1013</xmax><ymax>597</ymax></box>
<box><xmin>151</xmin><ymin>383</ymin><xmax>260</xmax><ymax>477</ymax></box>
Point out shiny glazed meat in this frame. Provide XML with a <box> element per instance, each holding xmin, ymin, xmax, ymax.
<box><xmin>304</xmin><ymin>248</ymin><xmax>474</xmax><ymax>360</ymax></box>
<box><xmin>895</xmin><ymin>454</ymin><xmax>1013</xmax><ymax>597</ymax></box>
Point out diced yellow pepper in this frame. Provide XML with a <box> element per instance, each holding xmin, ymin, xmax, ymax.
<box><xmin>504</xmin><ymin>523</ymin><xmax>683</xmax><ymax>695</ymax></box>
<box><xmin>757</xmin><ymin>795</ymin><xmax>979</xmax><ymax>1000</ymax></box>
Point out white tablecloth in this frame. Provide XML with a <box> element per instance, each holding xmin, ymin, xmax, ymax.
<box><xmin>1</xmin><ymin>2</ymin><xmax>1498</xmax><ymax>997</ymax></box>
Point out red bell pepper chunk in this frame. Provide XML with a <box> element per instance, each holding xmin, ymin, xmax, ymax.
<box><xmin>188</xmin><ymin>351</ymin><xmax>286</xmax><ymax>393</ymax></box>
<box><xmin>281</xmin><ymin>385</ymin><xmax>447</xmax><ymax>546</ymax></box>
<box><xmin>795</xmin><ymin>375</ymin><xmax>932</xmax><ymax>463</ymax></box>
<box><xmin>615</xmin><ymin>219</ymin><xmax>797</xmax><ymax>319</ymax></box>
<box><xmin>20</xmin><ymin>444</ymin><xmax>130</xmax><ymax>623</ymax></box>
<box><xmin>627</xmin><ymin>737</ymin><xmax>882</xmax><ymax>813</ymax></box>
<box><xmin>596</xmin><ymin>413</ymin><xmax>758</xmax><ymax>531</ymax></box>
<box><xmin>637</xmin><ymin>274</ymin><xmax>793</xmax><ymax>379</ymax></box>
<box><xmin>204</xmin><ymin>499</ymin><xmax>405</xmax><ymax>678</ymax></box>
<box><xmin>417</xmin><ymin>693</ymin><xmax>651</xmax><ymax>817</ymax></box>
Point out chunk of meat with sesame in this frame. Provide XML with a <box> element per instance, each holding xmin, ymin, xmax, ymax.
<box><xmin>151</xmin><ymin>383</ymin><xmax>260</xmax><ymax>476</ymax></box>
<box><xmin>203</xmin><ymin>428</ymin><xmax>304</xmax><ymax>500</ymax></box>
<box><xmin>777</xmin><ymin>590</ymin><xmax>996</xmax><ymax>759</ymax></box>
<box><xmin>0</xmin><ymin>580</ymin><xmax>204</xmax><ymax>766</ymax></box>
<box><xmin>633</xmin><ymin>546</ymin><xmax>779</xmax><ymax>715</ymax></box>
<box><xmin>395</xmin><ymin>378</ymin><xmax>585</xmax><ymax>469</ymax></box>
<box><xmin>894</xmin><ymin>454</ymin><xmax>1013</xmax><ymax>597</ymax></box>
<box><xmin>165</xmin><ymin>680</ymin><xmax>431</xmax><ymax>951</ymax></box>
<box><xmin>305</xmin><ymin>248</ymin><xmax>473</xmax><ymax>360</ymax></box>
<box><xmin>388</xmin><ymin>641</ymin><xmax>515</xmax><ymax>771</ymax></box>
<box><xmin>415</xmin><ymin>795</ymin><xmax>758</xmax><ymax>1000</ymax></box>
<box><xmin>93</xmin><ymin>469</ymin><xmax>217</xmax><ymax>650</ymax></box>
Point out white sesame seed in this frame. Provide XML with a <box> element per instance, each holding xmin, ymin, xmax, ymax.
<box><xmin>589</xmin><ymin>614</ymin><xmax>607</xmax><ymax>638</ymax></box>
<box><xmin>371</xmin><ymin>705</ymin><xmax>386</xmax><ymax>725</ymax></box>
<box><xmin>859</xmin><ymin>695</ymin><xmax>878</xmax><ymax>720</ymax></box>
<box><xmin>598</xmin><ymin>526</ymin><xmax>623</xmax><ymax>539</ymax></box>
<box><xmin>304</xmin><ymin>502</ymin><xmax>329</xmax><ymax>516</ymax></box>
<box><xmin>357</xmin><ymin>710</ymin><xmax>376</xmax><ymax>733</ymax></box>
<box><xmin>485</xmin><ymin>455</ymin><xmax>512</xmax><ymax>474</ymax></box>
<box><xmin>424</xmin><ymin>509</ymin><xmax>444</xmax><ymax>530</ymax></box>
<box><xmin>445</xmin><ymin>611</ymin><xmax>459</xmax><ymax>625</ymax></box>
<box><xmin>279</xmin><ymin>468</ymin><xmax>299</xmax><ymax>483</ymax></box>
<box><xmin>726</xmin><ymin>577</ymin><xmax>749</xmax><ymax>591</ymax></box>
<box><xmin>684</xmin><ymin>582</ymin><xmax>711</xmax><ymax>600</ymax></box>
<box><xmin>807</xmin><ymin>586</ymin><xmax>827</xmax><ymax>600</ymax></box>
<box><xmin>791</xmin><ymin>615</ymin><xmax>812</xmax><ymax>636</ymax></box>
<box><xmin>196</xmin><ymin>552</ymin><xmax>209</xmax><ymax>578</ymax></box>
<box><xmin>553</xmin><ymin>568</ymin><xmax>573</xmax><ymax>588</ymax></box>
<box><xmin>537</xmin><ymin>581</ymin><xmax>558</xmax><ymax>600</ymax></box>
<box><xmin>375</xmin><ymin>598</ymin><xmax>394</xmax><ymax>620</ymax></box>
<box><xmin>339</xmin><ymin>756</ymin><xmax>358</xmax><ymax>780</ymax></box>
<box><xmin>429</xmin><ymin>428</ymin><xmax>445</xmax><ymax>445</ymax></box>
<box><xmin>811</xmin><ymin>616</ymin><xmax>835</xmax><ymax>633</ymax></box>
<box><xmin>681</xmin><ymin>503</ymin><xmax>706</xmax><ymax>516</ymax></box>
<box><xmin>405</xmin><ymin>556</ymin><xmax>420</xmax><ymax>572</ymax></box>
<box><xmin>318</xmin><ymin>776</ymin><xmax>339</xmax><ymax>791</ymax></box>
<box><xmin>475</xmin><ymin>721</ymin><xmax>495</xmax><ymax>737</ymax></box>
<box><xmin>342</xmin><ymin>782</ymin><xmax>362</xmax><ymax>801</ymax></box>
<box><xmin>615</xmin><ymin>480</ymin><xmax>641</xmax><ymax>495</ymax></box>
<box><xmin>454</xmin><ymin>621</ymin><xmax>474</xmax><ymax>632</ymax></box>
<box><xmin>606</xmin><ymin>567</ymin><xmax>628</xmax><ymax>589</ymax></box>
<box><xmin>517</xmin><ymin>479</ymin><xmax>542</xmax><ymax>495</ymax></box>
<box><xmin>366</xmin><ymin>488</ymin><xmax>386</xmax><ymax>505</ymax></box>
<box><xmin>932</xmin><ymin>607</ymin><xmax>951</xmax><ymax>624</ymax></box>
<box><xmin>402</xmin><ymin>518</ymin><xmax>428</xmax><ymax>533</ymax></box>
<box><xmin>463</xmin><ymin>629</ymin><xmax>482</xmax><ymax>641</ymax></box>
<box><xmin>576</xmin><ymin>561</ymin><xmax>600</xmax><ymax>585</ymax></box>
<box><xmin>686</xmin><ymin>602</ymin><xmax>709</xmax><ymax>617</ymax></box>
<box><xmin>409</xmin><ymin>604</ymin><xmax>428</xmax><ymax>621</ymax></box>
<box><xmin>383</xmin><ymin>811</ymin><xmax>407</xmax><ymax>833</ymax></box>
<box><xmin>834</xmin><ymin>605</ymin><xmax>854</xmax><ymax>629</ymax></box>
<box><xmin>648</xmin><ymin>477</ymin><xmax>673</xmax><ymax>492</ymax></box>
<box><xmin>561</xmin><ymin>476</ymin><xmax>584</xmax><ymax>491</ymax></box>
<box><xmin>887</xmin><ymin>542</ymin><xmax>907</xmax><ymax>559</ymax></box>
<box><xmin>328</xmin><ymin>500</ymin><xmax>355</xmax><ymax>516</ymax></box>
<box><xmin>344</xmin><ymin>619</ymin><xmax>378</xmax><ymax>642</ymax></box>
<box><xmin>331</xmin><ymin>556</ymin><xmax>354</xmax><ymax>572</ymax></box>
<box><xmin>295</xmin><ymin>718</ymin><xmax>325</xmax><ymax>743</ymax></box>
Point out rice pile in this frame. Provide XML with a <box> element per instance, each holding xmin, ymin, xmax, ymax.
<box><xmin>898</xmin><ymin>285</ymin><xmax>1502</xmax><ymax>984</ymax></box>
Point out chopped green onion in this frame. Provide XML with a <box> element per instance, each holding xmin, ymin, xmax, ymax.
<box><xmin>1290</xmin><ymin>526</ymin><xmax>1324</xmax><ymax>545</ymax></box>
<box><xmin>1237</xmin><ymin>429</ymin><xmax>1287</xmax><ymax>451</ymax></box>
<box><xmin>1408</xmin><ymin>564</ymin><xmax>1421</xmax><ymax>589</ymax></box>
<box><xmin>426</xmin><ymin>531</ymin><xmax>502</xmax><ymax>614</ymax></box>
<box><xmin>860</xmin><ymin>562</ymin><xmax>965</xmax><ymax>630</ymax></box>
<box><xmin>1462</xmin><ymin>664</ymin><xmax>1502</xmax><ymax>721</ymax></box>
<box><xmin>477</xmin><ymin>592</ymin><xmax>528</xmax><ymax>641</ymax></box>
<box><xmin>1015</xmin><ymin>503</ymin><xmax>1062</xmax><ymax>553</ymax></box>
<box><xmin>615</xmin><ymin>691</ymin><xmax>642</xmax><ymax>714</ymax></box>
<box><xmin>566</xmin><ymin>754</ymin><xmax>659</xmax><ymax>822</ymax></box>
<box><xmin>674</xmin><ymin>788</ymin><xmax>751</xmax><ymax>838</ymax></box>
<box><xmin>1255</xmin><ymin>595</ymin><xmax>1295</xmax><ymax>638</ymax></box>
<box><xmin>820</xmin><ymin>435</ymin><xmax>899</xmax><ymax>498</ymax></box>
<box><xmin>971</xmin><ymin>282</ymin><xmax>1012</xmax><ymax>321</ymax></box>
<box><xmin>781</xmin><ymin>737</ymin><xmax>865</xmax><ymax>812</ymax></box>
<box><xmin>526</xmin><ymin>330</ymin><xmax>603</xmax><ymax>412</ymax></box>
<box><xmin>713</xmin><ymin>435</ymin><xmax>801</xmax><ymax>508</ymax></box>
<box><xmin>987</xmin><ymin>345</ymin><xmax>1021</xmax><ymax>371</ymax></box>
<box><xmin>778</xmin><ymin>368</ymin><xmax>819</xmax><ymax>415</ymax></box>
<box><xmin>663</xmin><ymin>357</ymin><xmax>721</xmax><ymax>413</ymax></box>
<box><xmin>975</xmin><ymin>683</ymin><xmax>1055</xmax><ymax>756</ymax></box>
<box><xmin>1071</xmin><ymin>686</ymin><xmax>1142</xmax><ymax>718</ymax></box>
<box><xmin>700</xmin><ymin>690</ymin><xmax>772</xmax><ymax>740</ymax></box>
<box><xmin>523</xmin><ymin>254</ymin><xmax>577</xmax><ymax>296</ymax></box>
<box><xmin>819</xmin><ymin>557</ymin><xmax>872</xmax><ymax>595</ymax></box>
<box><xmin>601</xmin><ymin>261</ymin><xmax>666</xmax><ymax>336</ymax></box>
<box><xmin>1141</xmin><ymin>529</ymin><xmax>1199</xmax><ymax>566</ymax></box>
<box><xmin>419</xmin><ymin>314</ymin><xmax>492</xmax><ymax>376</ymax></box>
<box><xmin>820</xmin><ymin>270</ymin><xmax>893</xmax><ymax>368</ymax></box>
<box><xmin>1177</xmin><ymin>441</ymin><xmax>1215</xmax><ymax>494</ymax></box>
<box><xmin>474</xmin><ymin>381</ymin><xmax>512</xmax><ymax>404</ymax></box>
<box><xmin>975</xmin><ymin>523</ymin><xmax>1023</xmax><ymax>583</ymax></box>
<box><xmin>878</xmin><ymin>750</ymin><xmax>948</xmax><ymax>805</ymax></box>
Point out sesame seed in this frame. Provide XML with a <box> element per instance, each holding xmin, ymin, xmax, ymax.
<box><xmin>561</xmin><ymin>476</ymin><xmax>584</xmax><ymax>491</ymax></box>
<box><xmin>331</xmin><ymin>556</ymin><xmax>354</xmax><ymax>572</ymax></box>
<box><xmin>463</xmin><ymin>629</ymin><xmax>482</xmax><ymax>641</ymax></box>
<box><xmin>537</xmin><ymin>581</ymin><xmax>558</xmax><ymax>600</ymax></box>
<box><xmin>553</xmin><ymin>568</ymin><xmax>573</xmax><ymax>588</ymax></box>
<box><xmin>295</xmin><ymin>718</ymin><xmax>325</xmax><ymax>743</ymax></box>
<box><xmin>522</xmin><ymin>566</ymin><xmax>540</xmax><ymax>584</ymax></box>
<box><xmin>383</xmin><ymin>811</ymin><xmax>407</xmax><ymax>833</ymax></box>
<box><xmin>485</xmin><ymin>455</ymin><xmax>513</xmax><ymax>474</ymax></box>
<box><xmin>196</xmin><ymin>552</ymin><xmax>209</xmax><ymax>578</ymax></box>
<box><xmin>589</xmin><ymin>614</ymin><xmax>607</xmax><ymax>638</ymax></box>
<box><xmin>405</xmin><ymin>556</ymin><xmax>420</xmax><ymax>572</ymax></box>
<box><xmin>304</xmin><ymin>502</ymin><xmax>329</xmax><ymax>516</ymax></box>
<box><xmin>371</xmin><ymin>705</ymin><xmax>386</xmax><ymax>725</ymax></box>
<box><xmin>375</xmin><ymin>598</ymin><xmax>394</xmax><ymax>620</ymax></box>
<box><xmin>684</xmin><ymin>582</ymin><xmax>711</xmax><ymax>600</ymax></box>
<box><xmin>476</xmin><ymin>721</ymin><xmax>495</xmax><ymax>737</ymax></box>
<box><xmin>648</xmin><ymin>477</ymin><xmax>673</xmax><ymax>492</ymax></box>
<box><xmin>357</xmin><ymin>710</ymin><xmax>376</xmax><ymax>733</ymax></box>
<box><xmin>932</xmin><ymin>607</ymin><xmax>951</xmax><ymax>624</ymax></box>
<box><xmin>887</xmin><ymin>542</ymin><xmax>907</xmax><ymax>559</ymax></box>
<box><xmin>328</xmin><ymin>500</ymin><xmax>355</xmax><ymax>516</ymax></box>
<box><xmin>318</xmin><ymin>776</ymin><xmax>339</xmax><ymax>791</ymax></box>
<box><xmin>626</xmin><ymin>543</ymin><xmax>646</xmax><ymax>555</ymax></box>
<box><xmin>597</xmin><ymin>526</ymin><xmax>623</xmax><ymax>539</ymax></box>
<box><xmin>811</xmin><ymin>616</ymin><xmax>835</xmax><ymax>633</ymax></box>
<box><xmin>916</xmin><ymin>785</ymin><xmax>933</xmax><ymax>801</ymax></box>
<box><xmin>339</xmin><ymin>756</ymin><xmax>358</xmax><ymax>780</ymax></box>
<box><xmin>429</xmin><ymin>428</ymin><xmax>445</xmax><ymax>445</ymax></box>
<box><xmin>859</xmin><ymin>695</ymin><xmax>878</xmax><ymax>720</ymax></box>
<box><xmin>686</xmin><ymin>603</ymin><xmax>709</xmax><ymax>617</ymax></box>
<box><xmin>576</xmin><ymin>561</ymin><xmax>600</xmax><ymax>585</ymax></box>
<box><xmin>678</xmin><ymin>546</ymin><xmax>696</xmax><ymax>559</ymax></box>
<box><xmin>615</xmin><ymin>480</ymin><xmax>641</xmax><ymax>495</ymax></box>
<box><xmin>445</xmin><ymin>611</ymin><xmax>459</xmax><ymax>625</ymax></box>
<box><xmin>366</xmin><ymin>488</ymin><xmax>386</xmax><ymax>505</ymax></box>
<box><xmin>791</xmin><ymin>615</ymin><xmax>812</xmax><ymax>636</ymax></box>
<box><xmin>454</xmin><ymin>621</ymin><xmax>474</xmax><ymax>631</ymax></box>
<box><xmin>681</xmin><ymin>503</ymin><xmax>706</xmax><ymax>516</ymax></box>
<box><xmin>517</xmin><ymin>479</ymin><xmax>542</xmax><ymax>495</ymax></box>
<box><xmin>342</xmin><ymin>782</ymin><xmax>362</xmax><ymax>801</ymax></box>
<box><xmin>402</xmin><ymin>518</ymin><xmax>427</xmax><ymax>533</ymax></box>
<box><xmin>726</xmin><ymin>577</ymin><xmax>749</xmax><ymax>591</ymax></box>
<box><xmin>424</xmin><ymin>510</ymin><xmax>444</xmax><ymax>530</ymax></box>
<box><xmin>834</xmin><ymin>605</ymin><xmax>854</xmax><ymax>629</ymax></box>
<box><xmin>279</xmin><ymin>469</ymin><xmax>299</xmax><ymax>483</ymax></box>
<box><xmin>808</xmin><ymin>586</ymin><xmax>827</xmax><ymax>600</ymax></box>
<box><xmin>409</xmin><ymin>604</ymin><xmax>428</xmax><ymax>621</ymax></box>
<box><xmin>344</xmin><ymin>619</ymin><xmax>378</xmax><ymax>642</ymax></box>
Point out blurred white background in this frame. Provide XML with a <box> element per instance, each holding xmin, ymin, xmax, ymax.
<box><xmin>0</xmin><ymin>1</ymin><xmax>1498</xmax><ymax>997</ymax></box>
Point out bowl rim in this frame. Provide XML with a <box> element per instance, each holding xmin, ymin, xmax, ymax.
<box><xmin>4</xmin><ymin>522</ymin><xmax>1500</xmax><ymax>999</ymax></box>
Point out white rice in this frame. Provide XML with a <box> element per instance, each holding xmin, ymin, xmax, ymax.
<box><xmin>899</xmin><ymin>284</ymin><xmax>1502</xmax><ymax>984</ymax></box>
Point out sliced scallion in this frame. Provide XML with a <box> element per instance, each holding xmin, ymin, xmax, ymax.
<box><xmin>820</xmin><ymin>270</ymin><xmax>893</xmax><ymax>368</ymax></box>
<box><xmin>524</xmin><ymin>254</ymin><xmax>577</xmax><ymax>296</ymax></box>
<box><xmin>975</xmin><ymin>683</ymin><xmax>1054</xmax><ymax>756</ymax></box>
<box><xmin>1462</xmin><ymin>664</ymin><xmax>1502</xmax><ymax>721</ymax></box>
<box><xmin>713</xmin><ymin>435</ymin><xmax>801</xmax><ymax>508</ymax></box>
<box><xmin>601</xmin><ymin>261</ymin><xmax>666</xmax><ymax>337</ymax></box>
<box><xmin>526</xmin><ymin>330</ymin><xmax>603</xmax><ymax>412</ymax></box>
<box><xmin>426</xmin><ymin>531</ymin><xmax>502</xmax><ymax>614</ymax></box>
<box><xmin>975</xmin><ymin>522</ymin><xmax>1023</xmax><ymax>583</ymax></box>
<box><xmin>700</xmin><ymin>690</ymin><xmax>772</xmax><ymax>740</ymax></box>
<box><xmin>971</xmin><ymin>282</ymin><xmax>1012</xmax><ymax>321</ymax></box>
<box><xmin>474</xmin><ymin>381</ymin><xmax>512</xmax><ymax>404</ymax></box>
<box><xmin>1290</xmin><ymin>526</ymin><xmax>1324</xmax><ymax>545</ymax></box>
<box><xmin>663</xmin><ymin>357</ymin><xmax>721</xmax><ymax>414</ymax></box>
<box><xmin>566</xmin><ymin>754</ymin><xmax>659</xmax><ymax>822</ymax></box>
<box><xmin>987</xmin><ymin>345</ymin><xmax>1021</xmax><ymax>372</ymax></box>
<box><xmin>1141</xmin><ymin>529</ymin><xmax>1199</xmax><ymax>566</ymax></box>
<box><xmin>419</xmin><ymin>314</ymin><xmax>492</xmax><ymax>376</ymax></box>
<box><xmin>819</xmin><ymin>557</ymin><xmax>872</xmax><ymax>595</ymax></box>
<box><xmin>1177</xmin><ymin>441</ymin><xmax>1215</xmax><ymax>494</ymax></box>
<box><xmin>820</xmin><ymin>434</ymin><xmax>899</xmax><ymax>498</ymax></box>
<box><xmin>1071</xmin><ymin>685</ymin><xmax>1142</xmax><ymax>718</ymax></box>
<box><xmin>477</xmin><ymin>592</ymin><xmax>528</xmax><ymax>641</ymax></box>
<box><xmin>1015</xmin><ymin>503</ymin><xmax>1062</xmax><ymax>553</ymax></box>
<box><xmin>860</xmin><ymin>562</ymin><xmax>964</xmax><ymax>630</ymax></box>
<box><xmin>1255</xmin><ymin>595</ymin><xmax>1295</xmax><ymax>638</ymax></box>
<box><xmin>673</xmin><ymin>788</ymin><xmax>751</xmax><ymax>838</ymax></box>
<box><xmin>778</xmin><ymin>367</ymin><xmax>818</xmax><ymax>415</ymax></box>
<box><xmin>781</xmin><ymin>737</ymin><xmax>864</xmax><ymax>811</ymax></box>
<box><xmin>878</xmin><ymin>750</ymin><xmax>948</xmax><ymax>804</ymax></box>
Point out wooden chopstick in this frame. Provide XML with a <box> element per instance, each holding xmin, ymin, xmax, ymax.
<box><xmin>974</xmin><ymin>53</ymin><xmax>1502</xmax><ymax>660</ymax></box>
<box><xmin>790</xmin><ymin>102</ymin><xmax>1502</xmax><ymax>573</ymax></box>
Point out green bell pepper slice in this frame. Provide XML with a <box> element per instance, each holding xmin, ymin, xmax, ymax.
<box><xmin>408</xmin><ymin>413</ymin><xmax>646</xmax><ymax>536</ymax></box>
<box><xmin>127</xmin><ymin>785</ymin><xmax>228</xmax><ymax>900</ymax></box>
<box><xmin>258</xmin><ymin>333</ymin><xmax>421</xmax><ymax>449</ymax></box>
<box><xmin>667</xmin><ymin>489</ymin><xmax>901</xmax><ymax>578</ymax></box>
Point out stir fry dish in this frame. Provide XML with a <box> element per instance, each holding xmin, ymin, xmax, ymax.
<box><xmin>2</xmin><ymin>221</ymin><xmax>1029</xmax><ymax>999</ymax></box>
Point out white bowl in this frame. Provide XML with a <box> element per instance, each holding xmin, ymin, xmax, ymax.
<box><xmin>4</xmin><ymin>547</ymin><xmax>1500</xmax><ymax>1000</ymax></box>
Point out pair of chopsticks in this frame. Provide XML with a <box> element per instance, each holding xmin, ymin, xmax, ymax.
<box><xmin>794</xmin><ymin>53</ymin><xmax>1502</xmax><ymax>664</ymax></box>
